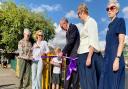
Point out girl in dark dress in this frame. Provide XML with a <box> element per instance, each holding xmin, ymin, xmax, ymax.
<box><xmin>99</xmin><ymin>1</ymin><xmax>126</xmax><ymax>89</ymax></box>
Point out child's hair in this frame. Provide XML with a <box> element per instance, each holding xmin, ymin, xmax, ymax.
<box><xmin>54</xmin><ymin>47</ymin><xmax>61</xmax><ymax>54</ymax></box>
<box><xmin>54</xmin><ymin>47</ymin><xmax>62</xmax><ymax>61</ymax></box>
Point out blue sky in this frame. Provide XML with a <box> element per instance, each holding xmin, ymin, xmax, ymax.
<box><xmin>14</xmin><ymin>0</ymin><xmax>128</xmax><ymax>41</ymax></box>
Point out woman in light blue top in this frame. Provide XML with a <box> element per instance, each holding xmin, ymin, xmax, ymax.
<box><xmin>32</xmin><ymin>30</ymin><xmax>49</xmax><ymax>89</ymax></box>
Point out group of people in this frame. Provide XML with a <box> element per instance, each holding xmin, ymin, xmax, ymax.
<box><xmin>18</xmin><ymin>1</ymin><xmax>126</xmax><ymax>89</ymax></box>
<box><xmin>18</xmin><ymin>29</ymin><xmax>49</xmax><ymax>89</ymax></box>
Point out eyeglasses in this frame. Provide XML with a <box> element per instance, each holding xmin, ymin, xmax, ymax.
<box><xmin>106</xmin><ymin>6</ymin><xmax>116</xmax><ymax>11</ymax></box>
<box><xmin>77</xmin><ymin>12</ymin><xmax>82</xmax><ymax>17</ymax></box>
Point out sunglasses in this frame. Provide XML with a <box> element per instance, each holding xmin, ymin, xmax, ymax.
<box><xmin>38</xmin><ymin>35</ymin><xmax>43</xmax><ymax>37</ymax></box>
<box><xmin>106</xmin><ymin>6</ymin><xmax>116</xmax><ymax>11</ymax></box>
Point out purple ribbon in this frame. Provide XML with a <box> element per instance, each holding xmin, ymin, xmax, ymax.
<box><xmin>66</xmin><ymin>57</ymin><xmax>77</xmax><ymax>80</ymax></box>
<box><xmin>33</xmin><ymin>55</ymin><xmax>77</xmax><ymax>80</ymax></box>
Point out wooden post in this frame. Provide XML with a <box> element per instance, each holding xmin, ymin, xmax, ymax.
<box><xmin>42</xmin><ymin>53</ymin><xmax>54</xmax><ymax>89</ymax></box>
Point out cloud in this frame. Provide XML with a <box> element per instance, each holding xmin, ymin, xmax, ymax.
<box><xmin>99</xmin><ymin>41</ymin><xmax>106</xmax><ymax>51</ymax></box>
<box><xmin>48</xmin><ymin>23</ymin><xmax>66</xmax><ymax>49</ymax></box>
<box><xmin>101</xmin><ymin>17</ymin><xmax>110</xmax><ymax>24</ymax></box>
<box><xmin>84</xmin><ymin>0</ymin><xmax>93</xmax><ymax>2</ymax></box>
<box><xmin>53</xmin><ymin>23</ymin><xmax>61</xmax><ymax>33</ymax></box>
<box><xmin>75</xmin><ymin>23</ymin><xmax>84</xmax><ymax>31</ymax></box>
<box><xmin>122</xmin><ymin>6</ymin><xmax>128</xmax><ymax>19</ymax></box>
<box><xmin>48</xmin><ymin>23</ymin><xmax>84</xmax><ymax>49</ymax></box>
<box><xmin>48</xmin><ymin>30</ymin><xmax>66</xmax><ymax>49</ymax></box>
<box><xmin>101</xmin><ymin>17</ymin><xmax>107</xmax><ymax>22</ymax></box>
<box><xmin>65</xmin><ymin>10</ymin><xmax>78</xmax><ymax>19</ymax></box>
<box><xmin>0</xmin><ymin>2</ymin><xmax>3</xmax><ymax>10</ymax></box>
<box><xmin>99</xmin><ymin>27</ymin><xmax>108</xmax><ymax>41</ymax></box>
<box><xmin>99</xmin><ymin>28</ymin><xmax>108</xmax><ymax>36</ymax></box>
<box><xmin>31</xmin><ymin>4</ymin><xmax>62</xmax><ymax>13</ymax></box>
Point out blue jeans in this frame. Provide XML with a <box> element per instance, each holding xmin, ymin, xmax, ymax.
<box><xmin>32</xmin><ymin>59</ymin><xmax>43</xmax><ymax>89</ymax></box>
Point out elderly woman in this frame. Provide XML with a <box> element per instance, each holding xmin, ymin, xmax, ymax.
<box><xmin>32</xmin><ymin>30</ymin><xmax>49</xmax><ymax>89</ymax></box>
<box><xmin>99</xmin><ymin>1</ymin><xmax>126</xmax><ymax>89</ymax></box>
<box><xmin>77</xmin><ymin>4</ymin><xmax>103</xmax><ymax>89</ymax></box>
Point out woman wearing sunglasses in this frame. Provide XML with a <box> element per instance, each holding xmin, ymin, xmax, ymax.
<box><xmin>99</xmin><ymin>1</ymin><xmax>126</xmax><ymax>89</ymax></box>
<box><xmin>32</xmin><ymin>30</ymin><xmax>49</xmax><ymax>89</ymax></box>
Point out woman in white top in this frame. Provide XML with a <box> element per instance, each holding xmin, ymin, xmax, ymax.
<box><xmin>32</xmin><ymin>30</ymin><xmax>49</xmax><ymax>89</ymax></box>
<box><xmin>77</xmin><ymin>4</ymin><xmax>103</xmax><ymax>89</ymax></box>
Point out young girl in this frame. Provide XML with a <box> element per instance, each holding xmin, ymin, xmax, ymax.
<box><xmin>50</xmin><ymin>47</ymin><xmax>62</xmax><ymax>89</ymax></box>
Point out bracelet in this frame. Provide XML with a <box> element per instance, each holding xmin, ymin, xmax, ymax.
<box><xmin>116</xmin><ymin>56</ymin><xmax>121</xmax><ymax>59</ymax></box>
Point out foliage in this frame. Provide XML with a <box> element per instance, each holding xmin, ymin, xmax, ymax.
<box><xmin>0</xmin><ymin>1</ymin><xmax>55</xmax><ymax>52</ymax></box>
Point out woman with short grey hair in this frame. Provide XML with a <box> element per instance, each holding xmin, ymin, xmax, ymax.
<box><xmin>99</xmin><ymin>1</ymin><xmax>126</xmax><ymax>89</ymax></box>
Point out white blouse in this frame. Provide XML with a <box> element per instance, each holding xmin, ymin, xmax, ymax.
<box><xmin>77</xmin><ymin>16</ymin><xmax>101</xmax><ymax>54</ymax></box>
<box><xmin>32</xmin><ymin>41</ymin><xmax>49</xmax><ymax>61</ymax></box>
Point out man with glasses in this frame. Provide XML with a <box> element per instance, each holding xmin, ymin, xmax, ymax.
<box><xmin>18</xmin><ymin>28</ymin><xmax>32</xmax><ymax>89</ymax></box>
<box><xmin>59</xmin><ymin>17</ymin><xmax>80</xmax><ymax>89</ymax></box>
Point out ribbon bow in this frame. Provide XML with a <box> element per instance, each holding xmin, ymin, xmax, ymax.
<box><xmin>65</xmin><ymin>57</ymin><xmax>77</xmax><ymax>80</ymax></box>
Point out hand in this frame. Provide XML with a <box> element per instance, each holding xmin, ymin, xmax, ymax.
<box><xmin>50</xmin><ymin>61</ymin><xmax>54</xmax><ymax>64</ymax></box>
<box><xmin>86</xmin><ymin>57</ymin><xmax>92</xmax><ymax>67</ymax></box>
<box><xmin>62</xmin><ymin>57</ymin><xmax>66</xmax><ymax>61</ymax></box>
<box><xmin>33</xmin><ymin>44</ymin><xmax>40</xmax><ymax>48</ymax></box>
<box><xmin>42</xmin><ymin>53</ymin><xmax>46</xmax><ymax>56</ymax></box>
<box><xmin>113</xmin><ymin>58</ymin><xmax>119</xmax><ymax>72</ymax></box>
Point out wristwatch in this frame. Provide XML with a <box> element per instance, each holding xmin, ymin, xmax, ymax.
<box><xmin>116</xmin><ymin>56</ymin><xmax>121</xmax><ymax>59</ymax></box>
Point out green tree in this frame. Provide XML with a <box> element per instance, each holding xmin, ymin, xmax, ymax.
<box><xmin>0</xmin><ymin>1</ymin><xmax>55</xmax><ymax>52</ymax></box>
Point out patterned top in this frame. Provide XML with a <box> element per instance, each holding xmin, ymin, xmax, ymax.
<box><xmin>18</xmin><ymin>39</ymin><xmax>32</xmax><ymax>60</ymax></box>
